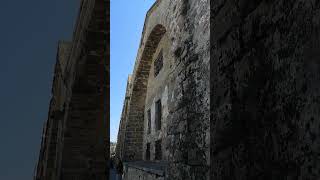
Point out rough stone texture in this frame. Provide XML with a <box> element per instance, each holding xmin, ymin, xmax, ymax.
<box><xmin>116</xmin><ymin>0</ymin><xmax>210</xmax><ymax>179</ymax></box>
<box><xmin>110</xmin><ymin>142</ymin><xmax>116</xmax><ymax>156</ymax></box>
<box><xmin>211</xmin><ymin>0</ymin><xmax>320</xmax><ymax>179</ymax></box>
<box><xmin>143</xmin><ymin>33</ymin><xmax>172</xmax><ymax>162</ymax></box>
<box><xmin>34</xmin><ymin>0</ymin><xmax>109</xmax><ymax>179</ymax></box>
<box><xmin>115</xmin><ymin>75</ymin><xmax>133</xmax><ymax>160</ymax></box>
<box><xmin>125</xmin><ymin>167</ymin><xmax>164</xmax><ymax>180</ymax></box>
<box><xmin>123</xmin><ymin>162</ymin><xmax>166</xmax><ymax>180</ymax></box>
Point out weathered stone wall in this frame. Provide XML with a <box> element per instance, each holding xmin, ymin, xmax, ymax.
<box><xmin>124</xmin><ymin>166</ymin><xmax>165</xmax><ymax>180</ymax></box>
<box><xmin>165</xmin><ymin>0</ymin><xmax>210</xmax><ymax>179</ymax></box>
<box><xmin>143</xmin><ymin>33</ymin><xmax>172</xmax><ymax>161</ymax></box>
<box><xmin>35</xmin><ymin>0</ymin><xmax>109</xmax><ymax>179</ymax></box>
<box><xmin>211</xmin><ymin>0</ymin><xmax>320</xmax><ymax>179</ymax></box>
<box><xmin>116</xmin><ymin>0</ymin><xmax>210</xmax><ymax>179</ymax></box>
<box><xmin>116</xmin><ymin>75</ymin><xmax>133</xmax><ymax>160</ymax></box>
<box><xmin>34</xmin><ymin>41</ymin><xmax>70</xmax><ymax>180</ymax></box>
<box><xmin>122</xmin><ymin>162</ymin><xmax>167</xmax><ymax>180</ymax></box>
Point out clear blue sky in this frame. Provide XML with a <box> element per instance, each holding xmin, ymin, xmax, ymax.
<box><xmin>111</xmin><ymin>0</ymin><xmax>156</xmax><ymax>142</ymax></box>
<box><xmin>0</xmin><ymin>0</ymin><xmax>78</xmax><ymax>179</ymax></box>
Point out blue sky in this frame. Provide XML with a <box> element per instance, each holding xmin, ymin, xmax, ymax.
<box><xmin>110</xmin><ymin>0</ymin><xmax>156</xmax><ymax>142</ymax></box>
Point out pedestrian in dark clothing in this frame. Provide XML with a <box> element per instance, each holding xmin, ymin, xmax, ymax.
<box><xmin>116</xmin><ymin>160</ymin><xmax>123</xmax><ymax>175</ymax></box>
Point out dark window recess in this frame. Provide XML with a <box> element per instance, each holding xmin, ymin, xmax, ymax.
<box><xmin>146</xmin><ymin>143</ymin><xmax>150</xmax><ymax>161</ymax></box>
<box><xmin>155</xmin><ymin>100</ymin><xmax>162</xmax><ymax>130</ymax></box>
<box><xmin>155</xmin><ymin>140</ymin><xmax>162</xmax><ymax>160</ymax></box>
<box><xmin>154</xmin><ymin>50</ymin><xmax>163</xmax><ymax>77</ymax></box>
<box><xmin>147</xmin><ymin>109</ymin><xmax>151</xmax><ymax>134</ymax></box>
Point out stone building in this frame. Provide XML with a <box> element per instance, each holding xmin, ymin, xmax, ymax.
<box><xmin>116</xmin><ymin>0</ymin><xmax>320</xmax><ymax>179</ymax></box>
<box><xmin>211</xmin><ymin>0</ymin><xmax>320</xmax><ymax>179</ymax></box>
<box><xmin>115</xmin><ymin>0</ymin><xmax>210</xmax><ymax>179</ymax></box>
<box><xmin>34</xmin><ymin>0</ymin><xmax>109</xmax><ymax>180</ymax></box>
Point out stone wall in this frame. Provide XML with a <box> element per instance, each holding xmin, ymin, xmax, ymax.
<box><xmin>34</xmin><ymin>0</ymin><xmax>109</xmax><ymax>179</ymax></box>
<box><xmin>125</xmin><ymin>168</ymin><xmax>164</xmax><ymax>180</ymax></box>
<box><xmin>123</xmin><ymin>162</ymin><xmax>166</xmax><ymax>180</ymax></box>
<box><xmin>143</xmin><ymin>33</ymin><xmax>172</xmax><ymax>161</ymax></box>
<box><xmin>34</xmin><ymin>41</ymin><xmax>71</xmax><ymax>180</ymax></box>
<box><xmin>211</xmin><ymin>0</ymin><xmax>320</xmax><ymax>179</ymax></box>
<box><xmin>116</xmin><ymin>75</ymin><xmax>133</xmax><ymax>160</ymax></box>
<box><xmin>116</xmin><ymin>0</ymin><xmax>210</xmax><ymax>179</ymax></box>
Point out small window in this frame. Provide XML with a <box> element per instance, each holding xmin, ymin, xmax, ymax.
<box><xmin>147</xmin><ymin>109</ymin><xmax>151</xmax><ymax>134</ymax></box>
<box><xmin>155</xmin><ymin>140</ymin><xmax>162</xmax><ymax>160</ymax></box>
<box><xmin>155</xmin><ymin>100</ymin><xmax>162</xmax><ymax>130</ymax></box>
<box><xmin>154</xmin><ymin>50</ymin><xmax>163</xmax><ymax>77</ymax></box>
<box><xmin>146</xmin><ymin>143</ymin><xmax>150</xmax><ymax>161</ymax></box>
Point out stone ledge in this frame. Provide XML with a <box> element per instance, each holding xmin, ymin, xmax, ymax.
<box><xmin>124</xmin><ymin>161</ymin><xmax>167</xmax><ymax>176</ymax></box>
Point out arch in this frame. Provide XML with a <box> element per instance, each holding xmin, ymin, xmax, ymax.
<box><xmin>123</xmin><ymin>24</ymin><xmax>167</xmax><ymax>161</ymax></box>
<box><xmin>132</xmin><ymin>24</ymin><xmax>167</xmax><ymax>92</ymax></box>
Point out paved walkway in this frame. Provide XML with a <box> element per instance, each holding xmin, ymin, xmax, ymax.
<box><xmin>110</xmin><ymin>167</ymin><xmax>122</xmax><ymax>180</ymax></box>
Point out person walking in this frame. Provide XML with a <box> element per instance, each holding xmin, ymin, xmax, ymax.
<box><xmin>116</xmin><ymin>159</ymin><xmax>123</xmax><ymax>180</ymax></box>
